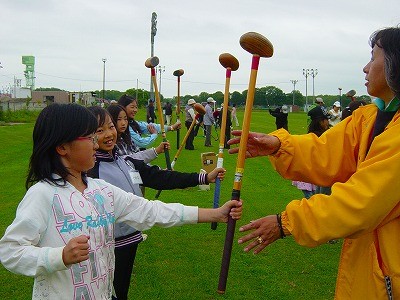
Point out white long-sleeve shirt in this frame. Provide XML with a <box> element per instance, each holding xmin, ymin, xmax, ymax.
<box><xmin>0</xmin><ymin>177</ymin><xmax>197</xmax><ymax>299</ymax></box>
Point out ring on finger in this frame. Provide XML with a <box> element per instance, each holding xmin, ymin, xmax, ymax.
<box><xmin>256</xmin><ymin>236</ymin><xmax>264</xmax><ymax>244</ymax></box>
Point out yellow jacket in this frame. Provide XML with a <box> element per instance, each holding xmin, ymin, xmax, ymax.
<box><xmin>270</xmin><ymin>104</ymin><xmax>400</xmax><ymax>299</ymax></box>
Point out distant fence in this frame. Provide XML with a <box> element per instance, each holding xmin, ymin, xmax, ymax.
<box><xmin>0</xmin><ymin>99</ymin><xmax>46</xmax><ymax>112</ymax></box>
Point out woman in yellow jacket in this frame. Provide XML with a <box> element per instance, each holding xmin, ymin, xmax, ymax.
<box><xmin>229</xmin><ymin>26</ymin><xmax>400</xmax><ymax>299</ymax></box>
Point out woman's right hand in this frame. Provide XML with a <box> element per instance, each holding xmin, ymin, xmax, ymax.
<box><xmin>62</xmin><ymin>235</ymin><xmax>90</xmax><ymax>265</ymax></box>
<box><xmin>147</xmin><ymin>124</ymin><xmax>158</xmax><ymax>134</ymax></box>
<box><xmin>228</xmin><ymin>131</ymin><xmax>281</xmax><ymax>158</ymax></box>
<box><xmin>155</xmin><ymin>141</ymin><xmax>170</xmax><ymax>154</ymax></box>
<box><xmin>171</xmin><ymin>120</ymin><xmax>182</xmax><ymax>131</ymax></box>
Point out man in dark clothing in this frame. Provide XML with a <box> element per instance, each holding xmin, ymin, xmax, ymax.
<box><xmin>146</xmin><ymin>100</ymin><xmax>156</xmax><ymax>123</ymax></box>
<box><xmin>165</xmin><ymin>101</ymin><xmax>173</xmax><ymax>125</ymax></box>
<box><xmin>269</xmin><ymin>105</ymin><xmax>288</xmax><ymax>130</ymax></box>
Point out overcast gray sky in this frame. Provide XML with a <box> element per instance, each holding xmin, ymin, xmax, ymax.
<box><xmin>1</xmin><ymin>0</ymin><xmax>399</xmax><ymax>100</ymax></box>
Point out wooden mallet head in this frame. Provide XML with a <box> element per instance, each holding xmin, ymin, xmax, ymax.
<box><xmin>173</xmin><ymin>69</ymin><xmax>184</xmax><ymax>77</ymax></box>
<box><xmin>239</xmin><ymin>32</ymin><xmax>274</xmax><ymax>57</ymax></box>
<box><xmin>193</xmin><ymin>103</ymin><xmax>206</xmax><ymax>115</ymax></box>
<box><xmin>145</xmin><ymin>56</ymin><xmax>159</xmax><ymax>68</ymax></box>
<box><xmin>219</xmin><ymin>53</ymin><xmax>239</xmax><ymax>71</ymax></box>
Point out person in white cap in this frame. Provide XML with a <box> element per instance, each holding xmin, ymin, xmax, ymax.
<box><xmin>185</xmin><ymin>99</ymin><xmax>197</xmax><ymax>150</ymax></box>
<box><xmin>269</xmin><ymin>105</ymin><xmax>289</xmax><ymax>130</ymax></box>
<box><xmin>204</xmin><ymin>97</ymin><xmax>215</xmax><ymax>147</ymax></box>
<box><xmin>329</xmin><ymin>101</ymin><xmax>342</xmax><ymax>127</ymax></box>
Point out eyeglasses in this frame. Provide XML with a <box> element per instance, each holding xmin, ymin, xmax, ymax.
<box><xmin>75</xmin><ymin>135</ymin><xmax>99</xmax><ymax>145</ymax></box>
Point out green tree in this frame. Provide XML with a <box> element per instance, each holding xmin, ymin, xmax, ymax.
<box><xmin>123</xmin><ymin>88</ymin><xmax>149</xmax><ymax>107</ymax></box>
<box><xmin>198</xmin><ymin>92</ymin><xmax>210</xmax><ymax>103</ymax></box>
<box><xmin>286</xmin><ymin>90</ymin><xmax>304</xmax><ymax>106</ymax></box>
<box><xmin>230</xmin><ymin>91</ymin><xmax>243</xmax><ymax>105</ymax></box>
<box><xmin>263</xmin><ymin>86</ymin><xmax>287</xmax><ymax>107</ymax></box>
<box><xmin>34</xmin><ymin>87</ymin><xmax>65</xmax><ymax>91</ymax></box>
<box><xmin>211</xmin><ymin>91</ymin><xmax>224</xmax><ymax>105</ymax></box>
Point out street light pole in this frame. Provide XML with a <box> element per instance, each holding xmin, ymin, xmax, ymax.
<box><xmin>290</xmin><ymin>79</ymin><xmax>298</xmax><ymax>106</ymax></box>
<box><xmin>157</xmin><ymin>65</ymin><xmax>165</xmax><ymax>95</ymax></box>
<box><xmin>338</xmin><ymin>87</ymin><xmax>342</xmax><ymax>107</ymax></box>
<box><xmin>302</xmin><ymin>69</ymin><xmax>311</xmax><ymax>112</ymax></box>
<box><xmin>150</xmin><ymin>12</ymin><xmax>157</xmax><ymax>101</ymax></box>
<box><xmin>102</xmin><ymin>58</ymin><xmax>107</xmax><ymax>100</ymax></box>
<box><xmin>310</xmin><ymin>69</ymin><xmax>318</xmax><ymax>97</ymax></box>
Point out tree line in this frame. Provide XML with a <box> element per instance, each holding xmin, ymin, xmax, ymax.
<box><xmin>35</xmin><ymin>86</ymin><xmax>371</xmax><ymax>110</ymax></box>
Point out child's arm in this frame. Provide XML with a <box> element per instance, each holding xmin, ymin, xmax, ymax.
<box><xmin>110</xmin><ymin>183</ymin><xmax>242</xmax><ymax>230</ymax></box>
<box><xmin>129</xmin><ymin>125</ymin><xmax>158</xmax><ymax>148</ymax></box>
<box><xmin>198</xmin><ymin>200</ymin><xmax>242</xmax><ymax>223</ymax></box>
<box><xmin>125</xmin><ymin>158</ymin><xmax>225</xmax><ymax>189</ymax></box>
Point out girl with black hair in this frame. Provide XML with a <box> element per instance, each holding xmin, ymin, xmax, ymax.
<box><xmin>107</xmin><ymin>104</ymin><xmax>167</xmax><ymax>162</ymax></box>
<box><xmin>0</xmin><ymin>103</ymin><xmax>242</xmax><ymax>300</ymax></box>
<box><xmin>118</xmin><ymin>95</ymin><xmax>181</xmax><ymax>149</ymax></box>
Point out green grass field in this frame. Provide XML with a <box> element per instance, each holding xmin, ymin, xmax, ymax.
<box><xmin>0</xmin><ymin>109</ymin><xmax>340</xmax><ymax>299</ymax></box>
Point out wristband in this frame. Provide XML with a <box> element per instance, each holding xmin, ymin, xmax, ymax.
<box><xmin>276</xmin><ymin>213</ymin><xmax>286</xmax><ymax>239</ymax></box>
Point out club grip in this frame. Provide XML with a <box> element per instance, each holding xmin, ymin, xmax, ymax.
<box><xmin>217</xmin><ymin>189</ymin><xmax>240</xmax><ymax>294</ymax></box>
<box><xmin>164</xmin><ymin>149</ymin><xmax>172</xmax><ymax>170</ymax></box>
<box><xmin>211</xmin><ymin>177</ymin><xmax>221</xmax><ymax>230</ymax></box>
<box><xmin>155</xmin><ymin>140</ymin><xmax>172</xmax><ymax>198</ymax></box>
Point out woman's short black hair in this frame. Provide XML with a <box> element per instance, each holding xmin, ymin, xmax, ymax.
<box><xmin>26</xmin><ymin>103</ymin><xmax>98</xmax><ymax>189</ymax></box>
<box><xmin>370</xmin><ymin>26</ymin><xmax>400</xmax><ymax>99</ymax></box>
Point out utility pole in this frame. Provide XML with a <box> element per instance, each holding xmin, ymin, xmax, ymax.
<box><xmin>310</xmin><ymin>69</ymin><xmax>318</xmax><ymax>97</ymax></box>
<box><xmin>150</xmin><ymin>12</ymin><xmax>157</xmax><ymax>102</ymax></box>
<box><xmin>157</xmin><ymin>65</ymin><xmax>165</xmax><ymax>95</ymax></box>
<box><xmin>102</xmin><ymin>58</ymin><xmax>107</xmax><ymax>100</ymax></box>
<box><xmin>290</xmin><ymin>79</ymin><xmax>298</xmax><ymax>106</ymax></box>
<box><xmin>136</xmin><ymin>79</ymin><xmax>139</xmax><ymax>101</ymax></box>
<box><xmin>302</xmin><ymin>69</ymin><xmax>311</xmax><ymax>112</ymax></box>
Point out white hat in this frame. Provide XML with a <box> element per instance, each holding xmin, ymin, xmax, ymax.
<box><xmin>188</xmin><ymin>99</ymin><xmax>196</xmax><ymax>105</ymax></box>
<box><xmin>315</xmin><ymin>97</ymin><xmax>324</xmax><ymax>104</ymax></box>
<box><xmin>281</xmin><ymin>105</ymin><xmax>288</xmax><ymax>113</ymax></box>
<box><xmin>207</xmin><ymin>97</ymin><xmax>215</xmax><ymax>103</ymax></box>
<box><xmin>333</xmin><ymin>101</ymin><xmax>341</xmax><ymax>108</ymax></box>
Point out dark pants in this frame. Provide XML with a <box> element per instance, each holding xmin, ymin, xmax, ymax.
<box><xmin>185</xmin><ymin>121</ymin><xmax>195</xmax><ymax>150</ymax></box>
<box><xmin>224</xmin><ymin>129</ymin><xmax>231</xmax><ymax>149</ymax></box>
<box><xmin>194</xmin><ymin>122</ymin><xmax>202</xmax><ymax>136</ymax></box>
<box><xmin>112</xmin><ymin>242</ymin><xmax>139</xmax><ymax>300</ymax></box>
<box><xmin>204</xmin><ymin>124</ymin><xmax>212</xmax><ymax>146</ymax></box>
<box><xmin>316</xmin><ymin>186</ymin><xmax>331</xmax><ymax>195</ymax></box>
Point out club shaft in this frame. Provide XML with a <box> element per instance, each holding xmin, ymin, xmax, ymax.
<box><xmin>211</xmin><ymin>68</ymin><xmax>232</xmax><ymax>230</ymax></box>
<box><xmin>211</xmin><ymin>177</ymin><xmax>221</xmax><ymax>230</ymax></box>
<box><xmin>176</xmin><ymin>76</ymin><xmax>181</xmax><ymax>149</ymax></box>
<box><xmin>217</xmin><ymin>55</ymin><xmax>260</xmax><ymax>294</ymax></box>
<box><xmin>172</xmin><ymin>118</ymin><xmax>196</xmax><ymax>168</ymax></box>
<box><xmin>151</xmin><ymin>68</ymin><xmax>172</xmax><ymax>198</ymax></box>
